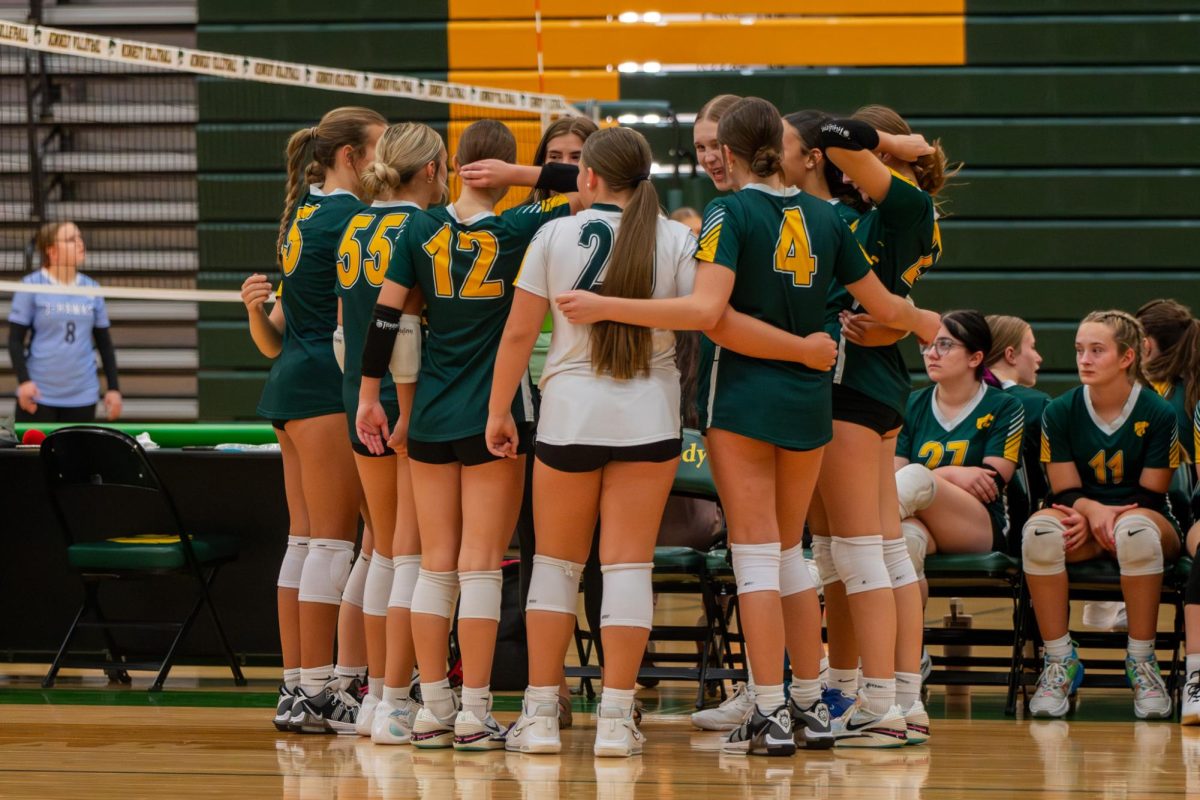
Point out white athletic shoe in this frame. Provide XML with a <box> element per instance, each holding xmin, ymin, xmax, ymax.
<box><xmin>1127</xmin><ymin>655</ymin><xmax>1172</xmax><ymax>720</ymax></box>
<box><xmin>411</xmin><ymin>700</ymin><xmax>459</xmax><ymax>749</ymax></box>
<box><xmin>1183</xmin><ymin>670</ymin><xmax>1200</xmax><ymax>726</ymax></box>
<box><xmin>355</xmin><ymin>693</ymin><xmax>379</xmax><ymax>737</ymax></box>
<box><xmin>1029</xmin><ymin>651</ymin><xmax>1084</xmax><ymax>719</ymax></box>
<box><xmin>371</xmin><ymin>698</ymin><xmax>418</xmax><ymax>745</ymax></box>
<box><xmin>903</xmin><ymin>700</ymin><xmax>930</xmax><ymax>745</ymax></box>
<box><xmin>834</xmin><ymin>703</ymin><xmax>908</xmax><ymax>749</ymax></box>
<box><xmin>594</xmin><ymin>705</ymin><xmax>645</xmax><ymax>758</ymax></box>
<box><xmin>691</xmin><ymin>682</ymin><xmax>755</xmax><ymax>731</ymax></box>
<box><xmin>454</xmin><ymin>708</ymin><xmax>508</xmax><ymax>751</ymax></box>
<box><xmin>505</xmin><ymin>702</ymin><xmax>561</xmax><ymax>754</ymax></box>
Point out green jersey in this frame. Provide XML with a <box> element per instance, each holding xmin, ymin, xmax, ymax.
<box><xmin>259</xmin><ymin>187</ymin><xmax>366</xmax><ymax>420</ymax></box>
<box><xmin>897</xmin><ymin>382</ymin><xmax>1024</xmax><ymax>536</ymax></box>
<box><xmin>829</xmin><ymin>171</ymin><xmax>942</xmax><ymax>415</ymax></box>
<box><xmin>1041</xmin><ymin>384</ymin><xmax>1182</xmax><ymax>507</ymax></box>
<box><xmin>1003</xmin><ymin>382</ymin><xmax>1052</xmax><ymax>503</ymax></box>
<box><xmin>385</xmin><ymin>196</ymin><xmax>571</xmax><ymax>442</ymax></box>
<box><xmin>1152</xmin><ymin>379</ymin><xmax>1196</xmax><ymax>463</ymax></box>
<box><xmin>335</xmin><ymin>200</ymin><xmax>414</xmax><ymax>447</ymax></box>
<box><xmin>695</xmin><ymin>184</ymin><xmax>872</xmax><ymax>449</ymax></box>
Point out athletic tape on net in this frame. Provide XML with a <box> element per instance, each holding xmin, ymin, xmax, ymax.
<box><xmin>0</xmin><ymin>21</ymin><xmax>579</xmax><ymax>117</ymax></box>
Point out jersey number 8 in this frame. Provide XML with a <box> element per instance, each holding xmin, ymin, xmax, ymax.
<box><xmin>423</xmin><ymin>223</ymin><xmax>503</xmax><ymax>299</ymax></box>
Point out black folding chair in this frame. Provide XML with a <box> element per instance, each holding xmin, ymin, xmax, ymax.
<box><xmin>40</xmin><ymin>426</ymin><xmax>246</xmax><ymax>691</ymax></box>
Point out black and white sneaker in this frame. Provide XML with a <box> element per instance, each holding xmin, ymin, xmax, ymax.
<box><xmin>789</xmin><ymin>697</ymin><xmax>835</xmax><ymax>750</ymax></box>
<box><xmin>291</xmin><ymin>683</ymin><xmax>360</xmax><ymax>735</ymax></box>
<box><xmin>722</xmin><ymin>703</ymin><xmax>796</xmax><ymax>757</ymax></box>
<box><xmin>273</xmin><ymin>684</ymin><xmax>295</xmax><ymax>732</ymax></box>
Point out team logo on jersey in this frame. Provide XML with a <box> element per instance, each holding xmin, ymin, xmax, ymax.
<box><xmin>1134</xmin><ymin>421</ymin><xmax>1149</xmax><ymax>437</ymax></box>
<box><xmin>975</xmin><ymin>413</ymin><xmax>994</xmax><ymax>430</ymax></box>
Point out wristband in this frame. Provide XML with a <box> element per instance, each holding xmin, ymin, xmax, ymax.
<box><xmin>535</xmin><ymin>162</ymin><xmax>580</xmax><ymax>193</ymax></box>
<box><xmin>819</xmin><ymin>119</ymin><xmax>880</xmax><ymax>152</ymax></box>
<box><xmin>361</xmin><ymin>304</ymin><xmax>402</xmax><ymax>379</ymax></box>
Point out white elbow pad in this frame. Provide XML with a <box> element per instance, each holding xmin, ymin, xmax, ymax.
<box><xmin>389</xmin><ymin>314</ymin><xmax>422</xmax><ymax>384</ymax></box>
<box><xmin>332</xmin><ymin>325</ymin><xmax>345</xmax><ymax>373</ymax></box>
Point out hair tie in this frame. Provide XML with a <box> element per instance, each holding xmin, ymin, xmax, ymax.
<box><xmin>309</xmin><ymin>126</ymin><xmax>319</xmax><ymax>141</ymax></box>
<box><xmin>634</xmin><ymin>172</ymin><xmax>651</xmax><ymax>184</ymax></box>
<box><xmin>981</xmin><ymin>365</ymin><xmax>1003</xmax><ymax>389</ymax></box>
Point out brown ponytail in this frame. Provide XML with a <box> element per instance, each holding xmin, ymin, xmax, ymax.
<box><xmin>717</xmin><ymin>97</ymin><xmax>784</xmax><ymax>179</ymax></box>
<box><xmin>852</xmin><ymin>104</ymin><xmax>960</xmax><ymax>198</ymax></box>
<box><xmin>581</xmin><ymin>126</ymin><xmax>659</xmax><ymax>380</ymax></box>
<box><xmin>276</xmin><ymin>106</ymin><xmax>386</xmax><ymax>267</ymax></box>
<box><xmin>1136</xmin><ymin>298</ymin><xmax>1200</xmax><ymax>414</ymax></box>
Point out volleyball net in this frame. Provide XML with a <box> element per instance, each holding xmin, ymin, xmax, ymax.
<box><xmin>0</xmin><ymin>20</ymin><xmax>580</xmax><ymax>306</ymax></box>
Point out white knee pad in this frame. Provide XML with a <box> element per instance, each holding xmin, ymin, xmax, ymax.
<box><xmin>341</xmin><ymin>551</ymin><xmax>370</xmax><ymax>608</ymax></box>
<box><xmin>780</xmin><ymin>543</ymin><xmax>816</xmax><ymax>597</ymax></box>
<box><xmin>298</xmin><ymin>538</ymin><xmax>356</xmax><ymax>605</ymax></box>
<box><xmin>526</xmin><ymin>555</ymin><xmax>584</xmax><ymax>615</ymax></box>
<box><xmin>277</xmin><ymin>535</ymin><xmax>308</xmax><ymax>590</ymax></box>
<box><xmin>459</xmin><ymin>570</ymin><xmax>503</xmax><ymax>622</ymax></box>
<box><xmin>901</xmin><ymin>521</ymin><xmax>928</xmax><ymax>581</ymax></box>
<box><xmin>1021</xmin><ymin>515</ymin><xmax>1066</xmax><ymax>576</ymax></box>
<box><xmin>810</xmin><ymin>536</ymin><xmax>839</xmax><ymax>587</ymax></box>
<box><xmin>883</xmin><ymin>537</ymin><xmax>919</xmax><ymax>589</ymax></box>
<box><xmin>896</xmin><ymin>463</ymin><xmax>937</xmax><ymax>520</ymax></box>
<box><xmin>388</xmin><ymin>555</ymin><xmax>422</xmax><ymax>609</ymax></box>
<box><xmin>830</xmin><ymin>535</ymin><xmax>891</xmax><ymax>595</ymax></box>
<box><xmin>363</xmin><ymin>554</ymin><xmax>395</xmax><ymax>617</ymax></box>
<box><xmin>731</xmin><ymin>542</ymin><xmax>781</xmax><ymax>595</ymax></box>
<box><xmin>410</xmin><ymin>569</ymin><xmax>460</xmax><ymax>619</ymax></box>
<box><xmin>390</xmin><ymin>314</ymin><xmax>423</xmax><ymax>384</ymax></box>
<box><xmin>332</xmin><ymin>324</ymin><xmax>345</xmax><ymax>373</ymax></box>
<box><xmin>600</xmin><ymin>563</ymin><xmax>654</xmax><ymax>629</ymax></box>
<box><xmin>1114</xmin><ymin>514</ymin><xmax>1164</xmax><ymax>577</ymax></box>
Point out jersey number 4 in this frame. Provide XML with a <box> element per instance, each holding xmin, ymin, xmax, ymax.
<box><xmin>423</xmin><ymin>224</ymin><xmax>503</xmax><ymax>299</ymax></box>
<box><xmin>337</xmin><ymin>212</ymin><xmax>410</xmax><ymax>289</ymax></box>
<box><xmin>280</xmin><ymin>204</ymin><xmax>318</xmax><ymax>276</ymax></box>
<box><xmin>774</xmin><ymin>208</ymin><xmax>818</xmax><ymax>288</ymax></box>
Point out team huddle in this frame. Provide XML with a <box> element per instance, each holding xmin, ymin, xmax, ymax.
<box><xmin>239</xmin><ymin>94</ymin><xmax>1200</xmax><ymax>759</ymax></box>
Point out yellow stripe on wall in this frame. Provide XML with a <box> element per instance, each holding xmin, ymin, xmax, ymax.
<box><xmin>449</xmin><ymin>0</ymin><xmax>964</xmax><ymax>19</ymax></box>
<box><xmin>448</xmin><ymin>69</ymin><xmax>620</xmax><ymax>102</ymax></box>
<box><xmin>448</xmin><ymin>17</ymin><xmax>966</xmax><ymax>70</ymax></box>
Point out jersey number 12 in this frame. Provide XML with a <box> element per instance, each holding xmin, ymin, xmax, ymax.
<box><xmin>423</xmin><ymin>224</ymin><xmax>503</xmax><ymax>299</ymax></box>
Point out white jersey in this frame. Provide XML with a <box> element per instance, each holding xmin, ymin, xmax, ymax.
<box><xmin>516</xmin><ymin>203</ymin><xmax>698</xmax><ymax>447</ymax></box>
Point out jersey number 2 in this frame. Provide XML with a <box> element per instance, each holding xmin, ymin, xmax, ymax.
<box><xmin>774</xmin><ymin>208</ymin><xmax>818</xmax><ymax>288</ymax></box>
<box><xmin>423</xmin><ymin>224</ymin><xmax>503</xmax><ymax>299</ymax></box>
<box><xmin>574</xmin><ymin>220</ymin><xmax>613</xmax><ymax>291</ymax></box>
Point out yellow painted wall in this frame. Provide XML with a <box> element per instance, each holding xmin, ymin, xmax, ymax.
<box><xmin>449</xmin><ymin>0</ymin><xmax>963</xmax><ymax>19</ymax></box>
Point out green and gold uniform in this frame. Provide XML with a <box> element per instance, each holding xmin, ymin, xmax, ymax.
<box><xmin>259</xmin><ymin>187</ymin><xmax>366</xmax><ymax>421</ymax></box>
<box><xmin>897</xmin><ymin>383</ymin><xmax>1024</xmax><ymax>544</ymax></box>
<box><xmin>1041</xmin><ymin>384</ymin><xmax>1182</xmax><ymax>529</ymax></box>
<box><xmin>336</xmin><ymin>200</ymin><xmax>416</xmax><ymax>453</ymax></box>
<box><xmin>385</xmin><ymin>196</ymin><xmax>570</xmax><ymax>443</ymax></box>
<box><xmin>696</xmin><ymin>184</ymin><xmax>872</xmax><ymax>450</ymax></box>
<box><xmin>1152</xmin><ymin>379</ymin><xmax>1197</xmax><ymax>463</ymax></box>
<box><xmin>829</xmin><ymin>171</ymin><xmax>942</xmax><ymax>416</ymax></box>
<box><xmin>1003</xmin><ymin>381</ymin><xmax>1052</xmax><ymax>504</ymax></box>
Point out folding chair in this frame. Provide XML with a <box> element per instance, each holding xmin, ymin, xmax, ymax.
<box><xmin>40</xmin><ymin>426</ymin><xmax>246</xmax><ymax>691</ymax></box>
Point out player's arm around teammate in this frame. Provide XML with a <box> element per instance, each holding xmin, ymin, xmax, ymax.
<box><xmin>357</xmin><ymin>120</ymin><xmax>574</xmax><ymax>751</ymax></box>
<box><xmin>332</xmin><ymin>122</ymin><xmax>447</xmax><ymax>742</ymax></box>
<box><xmin>892</xmin><ymin>310</ymin><xmax>1024</xmax><ymax>609</ymax></box>
<box><xmin>252</xmin><ymin>107</ymin><xmax>383</xmax><ymax>733</ymax></box>
<box><xmin>1023</xmin><ymin>311</ymin><xmax>1182</xmax><ymax>720</ymax></box>
<box><xmin>486</xmin><ymin>126</ymin><xmax>691</xmax><ymax>757</ymax></box>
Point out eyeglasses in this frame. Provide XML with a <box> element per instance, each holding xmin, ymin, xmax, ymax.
<box><xmin>919</xmin><ymin>338</ymin><xmax>965</xmax><ymax>357</ymax></box>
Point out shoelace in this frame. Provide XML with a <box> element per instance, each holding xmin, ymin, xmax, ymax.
<box><xmin>1130</xmin><ymin>660</ymin><xmax>1165</xmax><ymax>696</ymax></box>
<box><xmin>1186</xmin><ymin>671</ymin><xmax>1200</xmax><ymax>702</ymax></box>
<box><xmin>722</xmin><ymin>682</ymin><xmax>750</xmax><ymax>708</ymax></box>
<box><xmin>1038</xmin><ymin>661</ymin><xmax>1068</xmax><ymax>694</ymax></box>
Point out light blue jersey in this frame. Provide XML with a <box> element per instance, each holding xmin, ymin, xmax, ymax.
<box><xmin>8</xmin><ymin>270</ymin><xmax>109</xmax><ymax>407</ymax></box>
